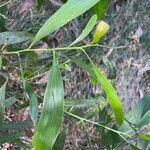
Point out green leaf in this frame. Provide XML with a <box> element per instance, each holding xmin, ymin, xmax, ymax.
<box><xmin>119</xmin><ymin>92</ymin><xmax>150</xmax><ymax>149</ymax></box>
<box><xmin>32</xmin><ymin>54</ymin><xmax>64</xmax><ymax>150</ymax></box>
<box><xmin>30</xmin><ymin>0</ymin><xmax>100</xmax><ymax>46</ymax></box>
<box><xmin>71</xmin><ymin>58</ymin><xmax>96</xmax><ymax>81</ymax></box>
<box><xmin>36</xmin><ymin>0</ymin><xmax>44</xmax><ymax>10</ymax></box>
<box><xmin>136</xmin><ymin>110</ymin><xmax>150</xmax><ymax>128</ymax></box>
<box><xmin>24</xmin><ymin>81</ymin><xmax>38</xmax><ymax>124</ymax></box>
<box><xmin>69</xmin><ymin>15</ymin><xmax>97</xmax><ymax>46</ymax></box>
<box><xmin>139</xmin><ymin>134</ymin><xmax>150</xmax><ymax>141</ymax></box>
<box><xmin>91</xmin><ymin>0</ymin><xmax>108</xmax><ymax>19</ymax></box>
<box><xmin>130</xmin><ymin>144</ymin><xmax>142</xmax><ymax>150</ymax></box>
<box><xmin>102</xmin><ymin>57</ymin><xmax>116</xmax><ymax>79</ymax></box>
<box><xmin>120</xmin><ymin>92</ymin><xmax>150</xmax><ymax>133</ymax></box>
<box><xmin>53</xmin><ymin>130</ymin><xmax>66</xmax><ymax>150</ymax></box>
<box><xmin>71</xmin><ymin>56</ymin><xmax>124</xmax><ymax>124</ymax></box>
<box><xmin>92</xmin><ymin>63</ymin><xmax>124</xmax><ymax>124</ymax></box>
<box><xmin>0</xmin><ymin>73</ymin><xmax>7</xmax><ymax>127</ymax></box>
<box><xmin>0</xmin><ymin>5</ymin><xmax>7</xmax><ymax>32</ymax></box>
<box><xmin>60</xmin><ymin>0</ymin><xmax>67</xmax><ymax>3</ymax></box>
<box><xmin>5</xmin><ymin>96</ymin><xmax>16</xmax><ymax>108</ymax></box>
<box><xmin>0</xmin><ymin>31</ymin><xmax>33</xmax><ymax>45</ymax></box>
<box><xmin>0</xmin><ymin>55</ymin><xmax>2</xmax><ymax>70</ymax></box>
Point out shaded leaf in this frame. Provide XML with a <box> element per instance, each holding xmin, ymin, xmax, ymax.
<box><xmin>72</xmin><ymin>57</ymin><xmax>124</xmax><ymax>124</ymax></box>
<box><xmin>69</xmin><ymin>15</ymin><xmax>97</xmax><ymax>46</ymax></box>
<box><xmin>53</xmin><ymin>130</ymin><xmax>66</xmax><ymax>150</ymax></box>
<box><xmin>36</xmin><ymin>0</ymin><xmax>44</xmax><ymax>10</ymax></box>
<box><xmin>32</xmin><ymin>54</ymin><xmax>64</xmax><ymax>150</ymax></box>
<box><xmin>102</xmin><ymin>57</ymin><xmax>116</xmax><ymax>79</ymax></box>
<box><xmin>0</xmin><ymin>5</ymin><xmax>7</xmax><ymax>32</ymax></box>
<box><xmin>0</xmin><ymin>31</ymin><xmax>33</xmax><ymax>45</ymax></box>
<box><xmin>119</xmin><ymin>92</ymin><xmax>150</xmax><ymax>149</ymax></box>
<box><xmin>0</xmin><ymin>73</ymin><xmax>7</xmax><ymax>127</ymax></box>
<box><xmin>120</xmin><ymin>92</ymin><xmax>150</xmax><ymax>133</ymax></box>
<box><xmin>30</xmin><ymin>0</ymin><xmax>100</xmax><ymax>46</ymax></box>
<box><xmin>130</xmin><ymin>144</ymin><xmax>142</xmax><ymax>150</ymax></box>
<box><xmin>71</xmin><ymin>58</ymin><xmax>96</xmax><ymax>80</ymax></box>
<box><xmin>91</xmin><ymin>0</ymin><xmax>108</xmax><ymax>19</ymax></box>
<box><xmin>92</xmin><ymin>63</ymin><xmax>124</xmax><ymax>124</ymax></box>
<box><xmin>24</xmin><ymin>81</ymin><xmax>38</xmax><ymax>124</ymax></box>
<box><xmin>0</xmin><ymin>55</ymin><xmax>2</xmax><ymax>70</ymax></box>
<box><xmin>136</xmin><ymin>110</ymin><xmax>150</xmax><ymax>128</ymax></box>
<box><xmin>60</xmin><ymin>0</ymin><xmax>67</xmax><ymax>3</ymax></box>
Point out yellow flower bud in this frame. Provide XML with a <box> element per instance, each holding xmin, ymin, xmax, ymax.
<box><xmin>91</xmin><ymin>21</ymin><xmax>110</xmax><ymax>44</ymax></box>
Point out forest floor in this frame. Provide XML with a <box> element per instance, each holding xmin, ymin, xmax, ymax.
<box><xmin>0</xmin><ymin>0</ymin><xmax>150</xmax><ymax>149</ymax></box>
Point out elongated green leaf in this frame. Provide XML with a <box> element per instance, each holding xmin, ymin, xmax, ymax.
<box><xmin>139</xmin><ymin>134</ymin><xmax>150</xmax><ymax>141</ymax></box>
<box><xmin>53</xmin><ymin>130</ymin><xmax>66</xmax><ymax>150</ymax></box>
<box><xmin>33</xmin><ymin>55</ymin><xmax>64</xmax><ymax>150</ymax></box>
<box><xmin>71</xmin><ymin>56</ymin><xmax>123</xmax><ymax>124</ymax></box>
<box><xmin>130</xmin><ymin>144</ymin><xmax>142</xmax><ymax>150</ymax></box>
<box><xmin>0</xmin><ymin>32</ymin><xmax>33</xmax><ymax>45</ymax></box>
<box><xmin>119</xmin><ymin>92</ymin><xmax>150</xmax><ymax>149</ymax></box>
<box><xmin>30</xmin><ymin>0</ymin><xmax>100</xmax><ymax>46</ymax></box>
<box><xmin>91</xmin><ymin>0</ymin><xmax>108</xmax><ymax>19</ymax></box>
<box><xmin>136</xmin><ymin>110</ymin><xmax>150</xmax><ymax>128</ymax></box>
<box><xmin>92</xmin><ymin>64</ymin><xmax>124</xmax><ymax>124</ymax></box>
<box><xmin>0</xmin><ymin>73</ymin><xmax>7</xmax><ymax>127</ymax></box>
<box><xmin>36</xmin><ymin>0</ymin><xmax>44</xmax><ymax>10</ymax></box>
<box><xmin>102</xmin><ymin>57</ymin><xmax>116</xmax><ymax>79</ymax></box>
<box><xmin>71</xmin><ymin>58</ymin><xmax>96</xmax><ymax>79</ymax></box>
<box><xmin>69</xmin><ymin>15</ymin><xmax>97</xmax><ymax>46</ymax></box>
<box><xmin>0</xmin><ymin>55</ymin><xmax>2</xmax><ymax>70</ymax></box>
<box><xmin>120</xmin><ymin>92</ymin><xmax>150</xmax><ymax>133</ymax></box>
<box><xmin>0</xmin><ymin>5</ymin><xmax>7</xmax><ymax>32</ymax></box>
<box><xmin>60</xmin><ymin>0</ymin><xmax>67</xmax><ymax>3</ymax></box>
<box><xmin>24</xmin><ymin>81</ymin><xmax>38</xmax><ymax>124</ymax></box>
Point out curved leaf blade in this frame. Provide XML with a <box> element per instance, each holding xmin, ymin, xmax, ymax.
<box><xmin>91</xmin><ymin>0</ymin><xmax>108</xmax><ymax>19</ymax></box>
<box><xmin>30</xmin><ymin>0</ymin><xmax>100</xmax><ymax>46</ymax></box>
<box><xmin>24</xmin><ymin>81</ymin><xmax>38</xmax><ymax>124</ymax></box>
<box><xmin>0</xmin><ymin>32</ymin><xmax>33</xmax><ymax>45</ymax></box>
<box><xmin>75</xmin><ymin>54</ymin><xmax>124</xmax><ymax>124</ymax></box>
<box><xmin>92</xmin><ymin>64</ymin><xmax>124</xmax><ymax>124</ymax></box>
<box><xmin>69</xmin><ymin>15</ymin><xmax>97</xmax><ymax>46</ymax></box>
<box><xmin>0</xmin><ymin>73</ymin><xmax>7</xmax><ymax>127</ymax></box>
<box><xmin>136</xmin><ymin>110</ymin><xmax>150</xmax><ymax>128</ymax></box>
<box><xmin>32</xmin><ymin>55</ymin><xmax>64</xmax><ymax>150</ymax></box>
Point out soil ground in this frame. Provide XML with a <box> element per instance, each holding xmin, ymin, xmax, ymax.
<box><xmin>0</xmin><ymin>0</ymin><xmax>150</xmax><ymax>149</ymax></box>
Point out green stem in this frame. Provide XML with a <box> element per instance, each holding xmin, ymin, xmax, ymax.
<box><xmin>2</xmin><ymin>44</ymin><xmax>125</xmax><ymax>55</ymax></box>
<box><xmin>65</xmin><ymin>111</ymin><xmax>130</xmax><ymax>139</ymax></box>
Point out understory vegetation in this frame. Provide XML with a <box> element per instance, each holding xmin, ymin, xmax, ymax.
<box><xmin>0</xmin><ymin>0</ymin><xmax>150</xmax><ymax>149</ymax></box>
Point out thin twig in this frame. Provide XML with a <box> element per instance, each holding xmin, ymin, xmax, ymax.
<box><xmin>2</xmin><ymin>44</ymin><xmax>126</xmax><ymax>55</ymax></box>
